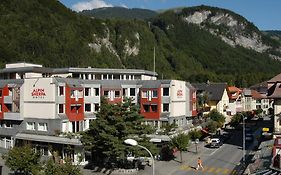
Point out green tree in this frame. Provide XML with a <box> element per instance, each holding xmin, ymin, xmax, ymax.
<box><xmin>188</xmin><ymin>129</ymin><xmax>202</xmax><ymax>141</ymax></box>
<box><xmin>229</xmin><ymin>114</ymin><xmax>242</xmax><ymax>127</ymax></box>
<box><xmin>2</xmin><ymin>145</ymin><xmax>41</xmax><ymax>174</ymax></box>
<box><xmin>207</xmin><ymin>121</ymin><xmax>219</xmax><ymax>134</ymax></box>
<box><xmin>161</xmin><ymin>123</ymin><xmax>177</xmax><ymax>134</ymax></box>
<box><xmin>207</xmin><ymin>109</ymin><xmax>226</xmax><ymax>128</ymax></box>
<box><xmin>170</xmin><ymin>133</ymin><xmax>189</xmax><ymax>163</ymax></box>
<box><xmin>81</xmin><ymin>98</ymin><xmax>156</xmax><ymax>168</ymax></box>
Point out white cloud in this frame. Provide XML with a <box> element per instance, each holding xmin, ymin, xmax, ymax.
<box><xmin>120</xmin><ymin>3</ymin><xmax>128</xmax><ymax>8</ymax></box>
<box><xmin>72</xmin><ymin>0</ymin><xmax>113</xmax><ymax>12</ymax></box>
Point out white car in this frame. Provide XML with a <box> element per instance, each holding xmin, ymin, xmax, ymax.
<box><xmin>210</xmin><ymin>138</ymin><xmax>222</xmax><ymax>148</ymax></box>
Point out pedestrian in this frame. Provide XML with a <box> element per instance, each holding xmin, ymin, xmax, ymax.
<box><xmin>196</xmin><ymin>157</ymin><xmax>204</xmax><ymax>170</ymax></box>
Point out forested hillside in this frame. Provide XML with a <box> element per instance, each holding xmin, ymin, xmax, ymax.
<box><xmin>80</xmin><ymin>7</ymin><xmax>157</xmax><ymax>20</ymax></box>
<box><xmin>0</xmin><ymin>0</ymin><xmax>281</xmax><ymax>87</ymax></box>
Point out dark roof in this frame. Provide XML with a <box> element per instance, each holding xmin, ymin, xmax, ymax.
<box><xmin>192</xmin><ymin>83</ymin><xmax>227</xmax><ymax>101</ymax></box>
<box><xmin>0</xmin><ymin>66</ymin><xmax>53</xmax><ymax>74</ymax></box>
<box><xmin>267</xmin><ymin>82</ymin><xmax>281</xmax><ymax>99</ymax></box>
<box><xmin>141</xmin><ymin>80</ymin><xmax>162</xmax><ymax>88</ymax></box>
<box><xmin>0</xmin><ymin>79</ymin><xmax>24</xmax><ymax>88</ymax></box>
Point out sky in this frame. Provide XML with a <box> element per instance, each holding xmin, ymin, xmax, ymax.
<box><xmin>59</xmin><ymin>0</ymin><xmax>281</xmax><ymax>30</ymax></box>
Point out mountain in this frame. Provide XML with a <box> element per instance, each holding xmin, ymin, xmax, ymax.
<box><xmin>80</xmin><ymin>7</ymin><xmax>157</xmax><ymax>20</ymax></box>
<box><xmin>1</xmin><ymin>0</ymin><xmax>281</xmax><ymax>87</ymax></box>
<box><xmin>263</xmin><ymin>30</ymin><xmax>281</xmax><ymax>44</ymax></box>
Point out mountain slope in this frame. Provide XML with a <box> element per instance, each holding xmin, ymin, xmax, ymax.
<box><xmin>263</xmin><ymin>30</ymin><xmax>281</xmax><ymax>44</ymax></box>
<box><xmin>0</xmin><ymin>0</ymin><xmax>281</xmax><ymax>87</ymax></box>
<box><xmin>80</xmin><ymin>7</ymin><xmax>157</xmax><ymax>20</ymax></box>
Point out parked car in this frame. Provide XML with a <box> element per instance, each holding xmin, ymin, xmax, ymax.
<box><xmin>210</xmin><ymin>138</ymin><xmax>222</xmax><ymax>148</ymax></box>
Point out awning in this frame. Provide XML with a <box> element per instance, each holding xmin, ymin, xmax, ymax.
<box><xmin>15</xmin><ymin>133</ymin><xmax>82</xmax><ymax>146</ymax></box>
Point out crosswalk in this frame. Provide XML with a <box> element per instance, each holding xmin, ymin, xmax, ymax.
<box><xmin>180</xmin><ymin>165</ymin><xmax>238</xmax><ymax>175</ymax></box>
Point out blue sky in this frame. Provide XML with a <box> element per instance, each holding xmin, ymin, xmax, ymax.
<box><xmin>59</xmin><ymin>0</ymin><xmax>281</xmax><ymax>30</ymax></box>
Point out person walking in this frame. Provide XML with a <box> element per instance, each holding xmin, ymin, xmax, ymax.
<box><xmin>196</xmin><ymin>157</ymin><xmax>204</xmax><ymax>170</ymax></box>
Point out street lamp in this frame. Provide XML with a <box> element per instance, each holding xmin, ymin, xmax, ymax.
<box><xmin>239</xmin><ymin>113</ymin><xmax>246</xmax><ymax>165</ymax></box>
<box><xmin>124</xmin><ymin>139</ymin><xmax>155</xmax><ymax>175</ymax></box>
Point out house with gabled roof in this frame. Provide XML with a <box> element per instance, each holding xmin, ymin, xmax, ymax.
<box><xmin>267</xmin><ymin>73</ymin><xmax>281</xmax><ymax>137</ymax></box>
<box><xmin>227</xmin><ymin>86</ymin><xmax>242</xmax><ymax>115</ymax></box>
<box><xmin>192</xmin><ymin>82</ymin><xmax>229</xmax><ymax>116</ymax></box>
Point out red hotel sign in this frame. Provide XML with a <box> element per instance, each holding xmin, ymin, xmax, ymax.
<box><xmin>31</xmin><ymin>88</ymin><xmax>46</xmax><ymax>98</ymax></box>
<box><xmin>177</xmin><ymin>90</ymin><xmax>183</xmax><ymax>97</ymax></box>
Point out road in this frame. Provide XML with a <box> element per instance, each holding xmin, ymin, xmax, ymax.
<box><xmin>139</xmin><ymin>118</ymin><xmax>264</xmax><ymax>175</ymax></box>
<box><xmin>170</xmin><ymin>131</ymin><xmax>244</xmax><ymax>175</ymax></box>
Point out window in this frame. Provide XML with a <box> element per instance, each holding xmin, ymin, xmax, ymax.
<box><xmin>0</xmin><ymin>90</ymin><xmax>2</xmax><ymax>97</ymax></box>
<box><xmin>163</xmin><ymin>88</ymin><xmax>169</xmax><ymax>96</ymax></box>
<box><xmin>95</xmin><ymin>88</ymin><xmax>99</xmax><ymax>96</ymax></box>
<box><xmin>94</xmin><ymin>103</ymin><xmax>99</xmax><ymax>112</ymax></box>
<box><xmin>151</xmin><ymin>105</ymin><xmax>158</xmax><ymax>112</ymax></box>
<box><xmin>59</xmin><ymin>86</ymin><xmax>64</xmax><ymax>96</ymax></box>
<box><xmin>85</xmin><ymin>104</ymin><xmax>91</xmax><ymax>112</ymax></box>
<box><xmin>123</xmin><ymin>88</ymin><xmax>127</xmax><ymax>97</ymax></box>
<box><xmin>142</xmin><ymin>91</ymin><xmax>148</xmax><ymax>98</ymax></box>
<box><xmin>104</xmin><ymin>90</ymin><xmax>109</xmax><ymax>97</ymax></box>
<box><xmin>59</xmin><ymin>104</ymin><xmax>64</xmax><ymax>113</ymax></box>
<box><xmin>0</xmin><ymin>104</ymin><xmax>2</xmax><ymax>112</ymax></box>
<box><xmin>70</xmin><ymin>90</ymin><xmax>75</xmax><ymax>98</ymax></box>
<box><xmin>108</xmin><ymin>74</ymin><xmax>112</xmax><ymax>80</ymax></box>
<box><xmin>5</xmin><ymin>104</ymin><xmax>12</xmax><ymax>111</ymax></box>
<box><xmin>0</xmin><ymin>121</ymin><xmax>3</xmax><ymax>128</ymax></box>
<box><xmin>143</xmin><ymin>104</ymin><xmax>150</xmax><ymax>112</ymax></box>
<box><xmin>115</xmin><ymin>91</ymin><xmax>120</xmax><ymax>98</ymax></box>
<box><xmin>84</xmin><ymin>88</ymin><xmax>90</xmax><ymax>96</ymax></box>
<box><xmin>38</xmin><ymin>123</ymin><xmax>48</xmax><ymax>131</ymax></box>
<box><xmin>152</xmin><ymin>90</ymin><xmax>158</xmax><ymax>98</ymax></box>
<box><xmin>163</xmin><ymin>104</ymin><xmax>169</xmax><ymax>112</ymax></box>
<box><xmin>5</xmin><ymin>121</ymin><xmax>12</xmax><ymax>128</ymax></box>
<box><xmin>71</xmin><ymin>105</ymin><xmax>81</xmax><ymax>114</ymax></box>
<box><xmin>26</xmin><ymin>122</ymin><xmax>35</xmax><ymax>130</ymax></box>
<box><xmin>130</xmin><ymin>88</ymin><xmax>136</xmax><ymax>96</ymax></box>
<box><xmin>36</xmin><ymin>145</ymin><xmax>48</xmax><ymax>156</ymax></box>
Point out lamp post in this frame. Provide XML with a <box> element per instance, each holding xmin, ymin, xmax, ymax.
<box><xmin>240</xmin><ymin>113</ymin><xmax>246</xmax><ymax>165</ymax></box>
<box><xmin>124</xmin><ymin>139</ymin><xmax>155</xmax><ymax>175</ymax></box>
